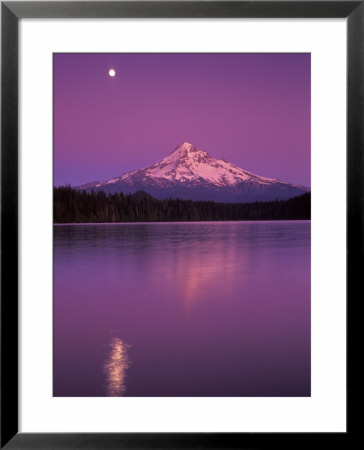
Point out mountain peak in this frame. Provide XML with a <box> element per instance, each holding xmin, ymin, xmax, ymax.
<box><xmin>176</xmin><ymin>141</ymin><xmax>194</xmax><ymax>150</ymax></box>
<box><xmin>167</xmin><ymin>142</ymin><xmax>212</xmax><ymax>164</ymax></box>
<box><xmin>78</xmin><ymin>142</ymin><xmax>310</xmax><ymax>203</ymax></box>
<box><xmin>171</xmin><ymin>141</ymin><xmax>205</xmax><ymax>155</ymax></box>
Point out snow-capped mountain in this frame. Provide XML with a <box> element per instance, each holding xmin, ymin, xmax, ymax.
<box><xmin>78</xmin><ymin>142</ymin><xmax>309</xmax><ymax>202</ymax></box>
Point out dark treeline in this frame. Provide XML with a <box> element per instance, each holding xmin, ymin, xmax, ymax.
<box><xmin>54</xmin><ymin>186</ymin><xmax>310</xmax><ymax>223</ymax></box>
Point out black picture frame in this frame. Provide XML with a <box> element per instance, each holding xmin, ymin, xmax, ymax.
<box><xmin>1</xmin><ymin>1</ymin><xmax>359</xmax><ymax>448</ymax></box>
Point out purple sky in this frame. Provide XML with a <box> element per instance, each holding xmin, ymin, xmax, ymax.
<box><xmin>54</xmin><ymin>53</ymin><xmax>310</xmax><ymax>187</ymax></box>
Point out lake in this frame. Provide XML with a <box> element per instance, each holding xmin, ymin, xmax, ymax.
<box><xmin>54</xmin><ymin>221</ymin><xmax>310</xmax><ymax>397</ymax></box>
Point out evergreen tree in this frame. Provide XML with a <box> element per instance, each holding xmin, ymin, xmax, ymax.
<box><xmin>54</xmin><ymin>186</ymin><xmax>311</xmax><ymax>223</ymax></box>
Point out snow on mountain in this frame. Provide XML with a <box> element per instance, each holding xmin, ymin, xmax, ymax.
<box><xmin>78</xmin><ymin>142</ymin><xmax>310</xmax><ymax>202</ymax></box>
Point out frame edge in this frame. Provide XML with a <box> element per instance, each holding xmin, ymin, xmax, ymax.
<box><xmin>1</xmin><ymin>0</ymin><xmax>360</xmax><ymax>448</ymax></box>
<box><xmin>1</xmin><ymin>2</ymin><xmax>19</xmax><ymax>448</ymax></box>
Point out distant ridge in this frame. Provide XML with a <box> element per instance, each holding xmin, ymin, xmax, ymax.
<box><xmin>77</xmin><ymin>142</ymin><xmax>309</xmax><ymax>202</ymax></box>
<box><xmin>132</xmin><ymin>190</ymin><xmax>154</xmax><ymax>199</ymax></box>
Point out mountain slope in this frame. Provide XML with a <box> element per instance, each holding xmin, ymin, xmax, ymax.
<box><xmin>78</xmin><ymin>142</ymin><xmax>309</xmax><ymax>202</ymax></box>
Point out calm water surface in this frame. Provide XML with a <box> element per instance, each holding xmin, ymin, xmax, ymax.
<box><xmin>54</xmin><ymin>221</ymin><xmax>310</xmax><ymax>396</ymax></box>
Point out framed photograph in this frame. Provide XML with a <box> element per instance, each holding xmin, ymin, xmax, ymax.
<box><xmin>1</xmin><ymin>1</ymin><xmax>358</xmax><ymax>448</ymax></box>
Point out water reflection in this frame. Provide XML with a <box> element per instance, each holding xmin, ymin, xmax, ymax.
<box><xmin>103</xmin><ymin>337</ymin><xmax>131</xmax><ymax>396</ymax></box>
<box><xmin>54</xmin><ymin>222</ymin><xmax>311</xmax><ymax>397</ymax></box>
<box><xmin>171</xmin><ymin>241</ymin><xmax>245</xmax><ymax>313</ymax></box>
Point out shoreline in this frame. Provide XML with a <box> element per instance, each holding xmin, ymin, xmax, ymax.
<box><xmin>54</xmin><ymin>219</ymin><xmax>311</xmax><ymax>226</ymax></box>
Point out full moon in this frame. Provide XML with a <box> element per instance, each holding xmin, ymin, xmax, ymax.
<box><xmin>108</xmin><ymin>69</ymin><xmax>116</xmax><ymax>77</ymax></box>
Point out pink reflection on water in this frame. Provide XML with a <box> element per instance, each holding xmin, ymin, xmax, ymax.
<box><xmin>169</xmin><ymin>239</ymin><xmax>247</xmax><ymax>314</ymax></box>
